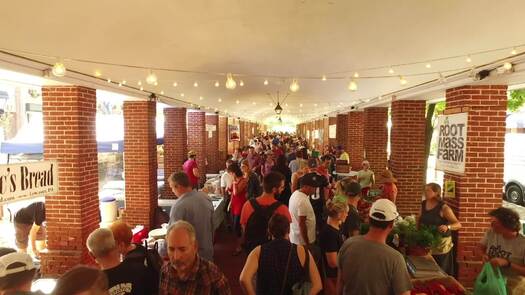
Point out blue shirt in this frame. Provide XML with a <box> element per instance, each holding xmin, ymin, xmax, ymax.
<box><xmin>169</xmin><ymin>191</ymin><xmax>214</xmax><ymax>261</ymax></box>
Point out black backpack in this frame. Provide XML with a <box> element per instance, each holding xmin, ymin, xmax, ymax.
<box><xmin>244</xmin><ymin>199</ymin><xmax>282</xmax><ymax>253</ymax></box>
<box><xmin>125</xmin><ymin>241</ymin><xmax>163</xmax><ymax>294</ymax></box>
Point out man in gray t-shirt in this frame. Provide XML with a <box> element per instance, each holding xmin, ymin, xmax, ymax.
<box><xmin>168</xmin><ymin>172</ymin><xmax>214</xmax><ymax>261</ymax></box>
<box><xmin>337</xmin><ymin>199</ymin><xmax>412</xmax><ymax>295</ymax></box>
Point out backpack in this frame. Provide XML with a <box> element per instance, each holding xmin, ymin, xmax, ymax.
<box><xmin>243</xmin><ymin>199</ymin><xmax>282</xmax><ymax>253</ymax></box>
<box><xmin>125</xmin><ymin>241</ymin><xmax>163</xmax><ymax>294</ymax></box>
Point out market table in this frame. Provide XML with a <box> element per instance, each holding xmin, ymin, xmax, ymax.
<box><xmin>407</xmin><ymin>255</ymin><xmax>466</xmax><ymax>294</ymax></box>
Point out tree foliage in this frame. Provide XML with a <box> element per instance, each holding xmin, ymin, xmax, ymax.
<box><xmin>508</xmin><ymin>89</ymin><xmax>525</xmax><ymax>112</ymax></box>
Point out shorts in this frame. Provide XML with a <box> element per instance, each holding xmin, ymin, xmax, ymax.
<box><xmin>14</xmin><ymin>222</ymin><xmax>32</xmax><ymax>249</ymax></box>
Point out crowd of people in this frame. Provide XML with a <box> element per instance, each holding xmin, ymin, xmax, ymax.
<box><xmin>1</xmin><ymin>132</ymin><xmax>524</xmax><ymax>295</ymax></box>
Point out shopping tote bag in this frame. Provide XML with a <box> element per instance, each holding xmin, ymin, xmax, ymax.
<box><xmin>474</xmin><ymin>262</ymin><xmax>507</xmax><ymax>295</ymax></box>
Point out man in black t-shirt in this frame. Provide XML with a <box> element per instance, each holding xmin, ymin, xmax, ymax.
<box><xmin>336</xmin><ymin>181</ymin><xmax>363</xmax><ymax>239</ymax></box>
<box><xmin>87</xmin><ymin>228</ymin><xmax>149</xmax><ymax>295</ymax></box>
<box><xmin>13</xmin><ymin>202</ymin><xmax>45</xmax><ymax>256</ymax></box>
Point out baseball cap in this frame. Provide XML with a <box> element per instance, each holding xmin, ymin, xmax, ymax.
<box><xmin>300</xmin><ymin>173</ymin><xmax>322</xmax><ymax>188</ymax></box>
<box><xmin>369</xmin><ymin>199</ymin><xmax>399</xmax><ymax>222</ymax></box>
<box><xmin>188</xmin><ymin>150</ymin><xmax>197</xmax><ymax>157</ymax></box>
<box><xmin>307</xmin><ymin>158</ymin><xmax>318</xmax><ymax>168</ymax></box>
<box><xmin>0</xmin><ymin>251</ymin><xmax>35</xmax><ymax>278</ymax></box>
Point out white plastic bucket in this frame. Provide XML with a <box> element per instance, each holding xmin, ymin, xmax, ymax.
<box><xmin>100</xmin><ymin>197</ymin><xmax>117</xmax><ymax>223</ymax></box>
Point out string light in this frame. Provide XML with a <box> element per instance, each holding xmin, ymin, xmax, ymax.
<box><xmin>263</xmin><ymin>79</ymin><xmax>269</xmax><ymax>86</ymax></box>
<box><xmin>388</xmin><ymin>67</ymin><xmax>395</xmax><ymax>74</ymax></box>
<box><xmin>348</xmin><ymin>80</ymin><xmax>358</xmax><ymax>91</ymax></box>
<box><xmin>154</xmin><ymin>81</ymin><xmax>158</xmax><ymax>86</ymax></box>
<box><xmin>299</xmin><ymin>103</ymin><xmax>303</xmax><ymax>107</ymax></box>
<box><xmin>118</xmin><ymin>83</ymin><xmax>122</xmax><ymax>87</ymax></box>
<box><xmin>425</xmin><ymin>63</ymin><xmax>431</xmax><ymax>69</ymax></box>
<box><xmin>173</xmin><ymin>82</ymin><xmax>178</xmax><ymax>87</ymax></box>
<box><xmin>399</xmin><ymin>76</ymin><xmax>408</xmax><ymax>85</ymax></box>
<box><xmin>225</xmin><ymin>73</ymin><xmax>237</xmax><ymax>90</ymax></box>
<box><xmin>218</xmin><ymin>98</ymin><xmax>222</xmax><ymax>102</ymax></box>
<box><xmin>199</xmin><ymin>96</ymin><xmax>204</xmax><ymax>100</ymax></box>
<box><xmin>214</xmin><ymin>81</ymin><xmax>220</xmax><ymax>87</ymax></box>
<box><xmin>52</xmin><ymin>61</ymin><xmax>66</xmax><ymax>77</ymax></box>
<box><xmin>236</xmin><ymin>100</ymin><xmax>240</xmax><ymax>104</ymax></box>
<box><xmin>146</xmin><ymin>71</ymin><xmax>157</xmax><ymax>85</ymax></box>
<box><xmin>466</xmin><ymin>55</ymin><xmax>472</xmax><ymax>63</ymax></box>
<box><xmin>511</xmin><ymin>48</ymin><xmax>517</xmax><ymax>55</ymax></box>
<box><xmin>140</xmin><ymin>86</ymin><xmax>144</xmax><ymax>91</ymax></box>
<box><xmin>252</xmin><ymin>102</ymin><xmax>257</xmax><ymax>105</ymax></box>
<box><xmin>322</xmin><ymin>75</ymin><xmax>327</xmax><ymax>81</ymax></box>
<box><xmin>193</xmin><ymin>82</ymin><xmax>198</xmax><ymax>87</ymax></box>
<box><xmin>503</xmin><ymin>62</ymin><xmax>513</xmax><ymax>70</ymax></box>
<box><xmin>138</xmin><ymin>81</ymin><xmax>142</xmax><ymax>86</ymax></box>
<box><xmin>107</xmin><ymin>79</ymin><xmax>111</xmax><ymax>83</ymax></box>
<box><xmin>160</xmin><ymin>91</ymin><xmax>164</xmax><ymax>95</ymax></box>
<box><xmin>353</xmin><ymin>72</ymin><xmax>359</xmax><ymax>78</ymax></box>
<box><xmin>122</xmin><ymin>80</ymin><xmax>126</xmax><ymax>85</ymax></box>
<box><xmin>239</xmin><ymin>80</ymin><xmax>244</xmax><ymax>87</ymax></box>
<box><xmin>94</xmin><ymin>70</ymin><xmax>102</xmax><ymax>77</ymax></box>
<box><xmin>289</xmin><ymin>79</ymin><xmax>300</xmax><ymax>92</ymax></box>
<box><xmin>180</xmin><ymin>93</ymin><xmax>185</xmax><ymax>97</ymax></box>
<box><xmin>314</xmin><ymin>103</ymin><xmax>318</xmax><ymax>107</ymax></box>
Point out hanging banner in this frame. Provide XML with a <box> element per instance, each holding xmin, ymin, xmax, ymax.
<box><xmin>329</xmin><ymin>125</ymin><xmax>336</xmax><ymax>139</ymax></box>
<box><xmin>228</xmin><ymin>124</ymin><xmax>240</xmax><ymax>142</ymax></box>
<box><xmin>0</xmin><ymin>161</ymin><xmax>59</xmax><ymax>204</ymax></box>
<box><xmin>436</xmin><ymin>113</ymin><xmax>468</xmax><ymax>174</ymax></box>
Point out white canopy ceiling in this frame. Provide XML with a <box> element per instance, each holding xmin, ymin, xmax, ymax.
<box><xmin>1</xmin><ymin>0</ymin><xmax>525</xmax><ymax>123</ymax></box>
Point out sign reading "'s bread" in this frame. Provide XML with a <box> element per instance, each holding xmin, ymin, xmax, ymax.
<box><xmin>0</xmin><ymin>161</ymin><xmax>59</xmax><ymax>204</ymax></box>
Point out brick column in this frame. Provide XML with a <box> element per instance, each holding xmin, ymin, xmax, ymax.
<box><xmin>206</xmin><ymin>114</ymin><xmax>220</xmax><ymax>173</ymax></box>
<box><xmin>363</xmin><ymin>107</ymin><xmax>388</xmax><ymax>174</ymax></box>
<box><xmin>390</xmin><ymin>100</ymin><xmax>426</xmax><ymax>216</ymax></box>
<box><xmin>162</xmin><ymin>107</ymin><xmax>187</xmax><ymax>198</ymax></box>
<box><xmin>188</xmin><ymin>111</ymin><xmax>207</xmax><ymax>185</ymax></box>
<box><xmin>239</xmin><ymin>120</ymin><xmax>246</xmax><ymax>147</ymax></box>
<box><xmin>41</xmin><ymin>86</ymin><xmax>99</xmax><ymax>276</ymax></box>
<box><xmin>347</xmin><ymin>111</ymin><xmax>364</xmax><ymax>169</ymax></box>
<box><xmin>323</xmin><ymin>117</ymin><xmax>329</xmax><ymax>147</ymax></box>
<box><xmin>123</xmin><ymin>101</ymin><xmax>158</xmax><ymax>228</ymax></box>
<box><xmin>444</xmin><ymin>85</ymin><xmax>506</xmax><ymax>287</ymax></box>
<box><xmin>336</xmin><ymin>114</ymin><xmax>348</xmax><ymax>149</ymax></box>
<box><xmin>218</xmin><ymin>116</ymin><xmax>228</xmax><ymax>163</ymax></box>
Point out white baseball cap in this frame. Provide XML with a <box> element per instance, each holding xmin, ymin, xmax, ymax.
<box><xmin>0</xmin><ymin>252</ymin><xmax>35</xmax><ymax>278</ymax></box>
<box><xmin>369</xmin><ymin>199</ymin><xmax>399</xmax><ymax>221</ymax></box>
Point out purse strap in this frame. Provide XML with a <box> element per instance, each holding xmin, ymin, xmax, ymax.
<box><xmin>280</xmin><ymin>243</ymin><xmax>294</xmax><ymax>295</ymax></box>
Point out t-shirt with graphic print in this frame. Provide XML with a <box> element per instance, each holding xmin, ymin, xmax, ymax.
<box><xmin>481</xmin><ymin>228</ymin><xmax>525</xmax><ymax>278</ymax></box>
<box><xmin>104</xmin><ymin>259</ymin><xmax>149</xmax><ymax>295</ymax></box>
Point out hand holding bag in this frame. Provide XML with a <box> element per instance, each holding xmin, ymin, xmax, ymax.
<box><xmin>474</xmin><ymin>262</ymin><xmax>507</xmax><ymax>295</ymax></box>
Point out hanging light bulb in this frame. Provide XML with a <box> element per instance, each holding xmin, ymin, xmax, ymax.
<box><xmin>299</xmin><ymin>103</ymin><xmax>303</xmax><ymax>107</ymax></box>
<box><xmin>314</xmin><ymin>103</ymin><xmax>318</xmax><ymax>107</ymax></box>
<box><xmin>218</xmin><ymin>98</ymin><xmax>222</xmax><ymax>102</ymax></box>
<box><xmin>263</xmin><ymin>79</ymin><xmax>269</xmax><ymax>86</ymax></box>
<box><xmin>348</xmin><ymin>80</ymin><xmax>358</xmax><ymax>91</ymax></box>
<box><xmin>118</xmin><ymin>83</ymin><xmax>122</xmax><ymax>87</ymax></box>
<box><xmin>388</xmin><ymin>67</ymin><xmax>395</xmax><ymax>74</ymax></box>
<box><xmin>239</xmin><ymin>80</ymin><xmax>244</xmax><ymax>87</ymax></box>
<box><xmin>52</xmin><ymin>61</ymin><xmax>66</xmax><ymax>77</ymax></box>
<box><xmin>140</xmin><ymin>86</ymin><xmax>144</xmax><ymax>91</ymax></box>
<box><xmin>154</xmin><ymin>81</ymin><xmax>158</xmax><ymax>86</ymax></box>
<box><xmin>225</xmin><ymin>73</ymin><xmax>237</xmax><ymax>90</ymax></box>
<box><xmin>173</xmin><ymin>82</ymin><xmax>178</xmax><ymax>87</ymax></box>
<box><xmin>146</xmin><ymin>71</ymin><xmax>158</xmax><ymax>85</ymax></box>
<box><xmin>289</xmin><ymin>79</ymin><xmax>300</xmax><ymax>92</ymax></box>
<box><xmin>511</xmin><ymin>48</ymin><xmax>517</xmax><ymax>55</ymax></box>
<box><xmin>399</xmin><ymin>76</ymin><xmax>408</xmax><ymax>85</ymax></box>
<box><xmin>236</xmin><ymin>100</ymin><xmax>240</xmax><ymax>104</ymax></box>
<box><xmin>321</xmin><ymin>75</ymin><xmax>327</xmax><ymax>81</ymax></box>
<box><xmin>466</xmin><ymin>55</ymin><xmax>472</xmax><ymax>63</ymax></box>
<box><xmin>425</xmin><ymin>63</ymin><xmax>431</xmax><ymax>69</ymax></box>
<box><xmin>353</xmin><ymin>72</ymin><xmax>359</xmax><ymax>78</ymax></box>
<box><xmin>180</xmin><ymin>93</ymin><xmax>185</xmax><ymax>97</ymax></box>
<box><xmin>214</xmin><ymin>81</ymin><xmax>220</xmax><ymax>87</ymax></box>
<box><xmin>94</xmin><ymin>70</ymin><xmax>102</xmax><ymax>77</ymax></box>
<box><xmin>122</xmin><ymin>80</ymin><xmax>127</xmax><ymax>85</ymax></box>
<box><xmin>160</xmin><ymin>90</ymin><xmax>164</xmax><ymax>95</ymax></box>
<box><xmin>193</xmin><ymin>82</ymin><xmax>198</xmax><ymax>87</ymax></box>
<box><xmin>107</xmin><ymin>79</ymin><xmax>111</xmax><ymax>83</ymax></box>
<box><xmin>503</xmin><ymin>62</ymin><xmax>513</xmax><ymax>70</ymax></box>
<box><xmin>138</xmin><ymin>81</ymin><xmax>142</xmax><ymax>86</ymax></box>
<box><xmin>199</xmin><ymin>96</ymin><xmax>204</xmax><ymax>100</ymax></box>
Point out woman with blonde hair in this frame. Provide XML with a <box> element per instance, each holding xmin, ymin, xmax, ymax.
<box><xmin>418</xmin><ymin>182</ymin><xmax>461</xmax><ymax>276</ymax></box>
<box><xmin>319</xmin><ymin>199</ymin><xmax>349</xmax><ymax>294</ymax></box>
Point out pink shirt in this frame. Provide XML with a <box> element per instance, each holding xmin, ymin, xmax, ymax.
<box><xmin>183</xmin><ymin>159</ymin><xmax>199</xmax><ymax>186</ymax></box>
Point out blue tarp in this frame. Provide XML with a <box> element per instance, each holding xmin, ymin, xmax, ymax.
<box><xmin>1</xmin><ymin>137</ymin><xmax>164</xmax><ymax>154</ymax></box>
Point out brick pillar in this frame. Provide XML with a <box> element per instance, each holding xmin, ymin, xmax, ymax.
<box><xmin>187</xmin><ymin>111</ymin><xmax>207</xmax><ymax>185</ymax></box>
<box><xmin>363</xmin><ymin>107</ymin><xmax>388</xmax><ymax>173</ymax></box>
<box><xmin>123</xmin><ymin>101</ymin><xmax>158</xmax><ymax>228</ymax></box>
<box><xmin>336</xmin><ymin>114</ymin><xmax>348</xmax><ymax>149</ymax></box>
<box><xmin>206</xmin><ymin>114</ymin><xmax>220</xmax><ymax>173</ymax></box>
<box><xmin>162</xmin><ymin>107</ymin><xmax>187</xmax><ymax>198</ymax></box>
<box><xmin>347</xmin><ymin>111</ymin><xmax>365</xmax><ymax>169</ymax></box>
<box><xmin>390</xmin><ymin>100</ymin><xmax>426</xmax><ymax>216</ymax></box>
<box><xmin>239</xmin><ymin>120</ymin><xmax>246</xmax><ymax>147</ymax></box>
<box><xmin>41</xmin><ymin>86</ymin><xmax>99</xmax><ymax>276</ymax></box>
<box><xmin>218</xmin><ymin>116</ymin><xmax>228</xmax><ymax>163</ymax></box>
<box><xmin>444</xmin><ymin>85</ymin><xmax>506</xmax><ymax>287</ymax></box>
<box><xmin>323</xmin><ymin>117</ymin><xmax>329</xmax><ymax>147</ymax></box>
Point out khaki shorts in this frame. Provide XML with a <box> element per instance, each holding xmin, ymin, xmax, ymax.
<box><xmin>14</xmin><ymin>222</ymin><xmax>32</xmax><ymax>249</ymax></box>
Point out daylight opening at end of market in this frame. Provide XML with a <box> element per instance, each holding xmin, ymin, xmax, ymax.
<box><xmin>2</xmin><ymin>1</ymin><xmax>525</xmax><ymax>295</ymax></box>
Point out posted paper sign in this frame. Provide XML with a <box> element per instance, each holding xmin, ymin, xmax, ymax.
<box><xmin>436</xmin><ymin>113</ymin><xmax>468</xmax><ymax>174</ymax></box>
<box><xmin>329</xmin><ymin>125</ymin><xmax>336</xmax><ymax>139</ymax></box>
<box><xmin>0</xmin><ymin>161</ymin><xmax>59</xmax><ymax>204</ymax></box>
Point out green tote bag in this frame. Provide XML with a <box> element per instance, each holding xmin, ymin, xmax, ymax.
<box><xmin>474</xmin><ymin>262</ymin><xmax>507</xmax><ymax>295</ymax></box>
